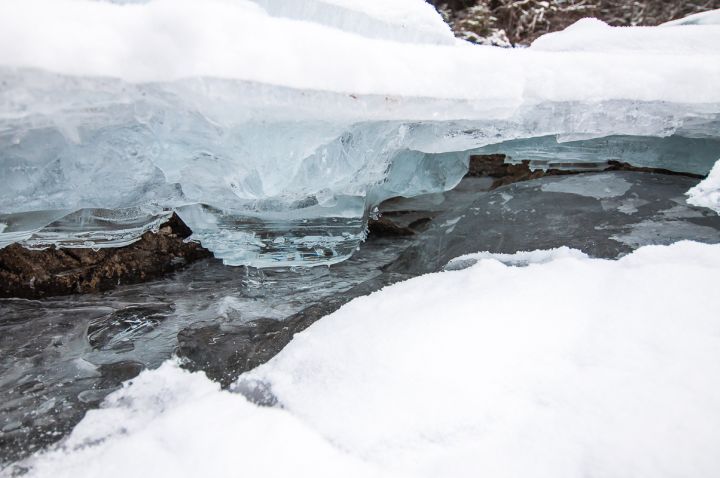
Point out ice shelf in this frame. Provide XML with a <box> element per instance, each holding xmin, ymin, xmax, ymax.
<box><xmin>1</xmin><ymin>0</ymin><xmax>719</xmax><ymax>266</ymax></box>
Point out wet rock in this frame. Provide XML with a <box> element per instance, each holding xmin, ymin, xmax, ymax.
<box><xmin>465</xmin><ymin>154</ymin><xmax>704</xmax><ymax>191</ymax></box>
<box><xmin>367</xmin><ymin>216</ymin><xmax>417</xmax><ymax>237</ymax></box>
<box><xmin>96</xmin><ymin>361</ymin><xmax>145</xmax><ymax>391</ymax></box>
<box><xmin>0</xmin><ymin>214</ymin><xmax>211</xmax><ymax>299</ymax></box>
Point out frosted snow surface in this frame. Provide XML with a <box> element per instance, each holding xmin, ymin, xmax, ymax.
<box><xmin>662</xmin><ymin>9</ymin><xmax>720</xmax><ymax>26</ymax></box>
<box><xmin>12</xmin><ymin>241</ymin><xmax>720</xmax><ymax>477</ymax></box>
<box><xmin>1</xmin><ymin>1</ymin><xmax>720</xmax><ymax>265</ymax></box>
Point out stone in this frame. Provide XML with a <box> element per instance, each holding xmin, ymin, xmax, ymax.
<box><xmin>0</xmin><ymin>214</ymin><xmax>211</xmax><ymax>299</ymax></box>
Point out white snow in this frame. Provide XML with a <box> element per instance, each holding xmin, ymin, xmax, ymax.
<box><xmin>687</xmin><ymin>159</ymin><xmax>720</xmax><ymax>213</ymax></box>
<box><xmin>14</xmin><ymin>241</ymin><xmax>720</xmax><ymax>478</ymax></box>
<box><xmin>12</xmin><ymin>360</ymin><xmax>386</xmax><ymax>478</ymax></box>
<box><xmin>0</xmin><ymin>0</ymin><xmax>719</xmax><ymax>103</ymax></box>
<box><xmin>662</xmin><ymin>9</ymin><xmax>720</xmax><ymax>27</ymax></box>
<box><xmin>531</xmin><ymin>16</ymin><xmax>720</xmax><ymax>54</ymax></box>
<box><xmin>250</xmin><ymin>0</ymin><xmax>455</xmax><ymax>45</ymax></box>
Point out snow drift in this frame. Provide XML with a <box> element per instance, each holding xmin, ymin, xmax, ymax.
<box><xmin>687</xmin><ymin>159</ymin><xmax>720</xmax><ymax>213</ymax></box>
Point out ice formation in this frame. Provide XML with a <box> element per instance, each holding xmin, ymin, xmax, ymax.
<box><xmin>13</xmin><ymin>241</ymin><xmax>720</xmax><ymax>477</ymax></box>
<box><xmin>1</xmin><ymin>0</ymin><xmax>720</xmax><ymax>266</ymax></box>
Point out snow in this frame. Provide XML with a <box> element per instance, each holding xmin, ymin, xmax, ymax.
<box><xmin>1</xmin><ymin>1</ymin><xmax>720</xmax><ymax>265</ymax></box>
<box><xmin>12</xmin><ymin>361</ymin><xmax>386</xmax><ymax>478</ymax></box>
<box><xmin>251</xmin><ymin>0</ymin><xmax>455</xmax><ymax>44</ymax></box>
<box><xmin>662</xmin><ymin>9</ymin><xmax>720</xmax><ymax>27</ymax></box>
<box><xmin>1</xmin><ymin>0</ymin><xmax>719</xmax><ymax>101</ymax></box>
<box><xmin>13</xmin><ymin>241</ymin><xmax>720</xmax><ymax>478</ymax></box>
<box><xmin>687</xmin><ymin>159</ymin><xmax>720</xmax><ymax>213</ymax></box>
<box><xmin>531</xmin><ymin>17</ymin><xmax>720</xmax><ymax>54</ymax></box>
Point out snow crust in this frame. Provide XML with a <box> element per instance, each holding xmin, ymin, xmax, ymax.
<box><xmin>687</xmin><ymin>159</ymin><xmax>720</xmax><ymax>213</ymax></box>
<box><xmin>1</xmin><ymin>1</ymin><xmax>720</xmax><ymax>265</ymax></box>
<box><xmin>251</xmin><ymin>0</ymin><xmax>455</xmax><ymax>45</ymax></box>
<box><xmin>13</xmin><ymin>241</ymin><xmax>720</xmax><ymax>478</ymax></box>
<box><xmin>531</xmin><ymin>16</ymin><xmax>720</xmax><ymax>53</ymax></box>
<box><xmin>662</xmin><ymin>9</ymin><xmax>720</xmax><ymax>27</ymax></box>
<box><xmin>1</xmin><ymin>0</ymin><xmax>719</xmax><ymax>100</ymax></box>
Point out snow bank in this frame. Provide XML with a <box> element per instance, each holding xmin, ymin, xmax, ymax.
<box><xmin>663</xmin><ymin>9</ymin><xmax>720</xmax><ymax>27</ymax></box>
<box><xmin>14</xmin><ymin>241</ymin><xmax>720</xmax><ymax>478</ymax></box>
<box><xmin>10</xmin><ymin>360</ymin><xmax>386</xmax><ymax>478</ymax></box>
<box><xmin>531</xmin><ymin>16</ymin><xmax>720</xmax><ymax>53</ymax></box>
<box><xmin>250</xmin><ymin>0</ymin><xmax>455</xmax><ymax>45</ymax></box>
<box><xmin>1</xmin><ymin>0</ymin><xmax>719</xmax><ymax>101</ymax></box>
<box><xmin>687</xmin><ymin>159</ymin><xmax>720</xmax><ymax>213</ymax></box>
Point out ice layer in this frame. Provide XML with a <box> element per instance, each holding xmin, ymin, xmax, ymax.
<box><xmin>1</xmin><ymin>0</ymin><xmax>719</xmax><ymax>266</ymax></box>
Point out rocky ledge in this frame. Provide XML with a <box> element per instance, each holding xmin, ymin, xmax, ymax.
<box><xmin>0</xmin><ymin>214</ymin><xmax>211</xmax><ymax>299</ymax></box>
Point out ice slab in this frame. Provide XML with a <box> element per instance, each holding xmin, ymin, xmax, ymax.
<box><xmin>1</xmin><ymin>1</ymin><xmax>720</xmax><ymax>266</ymax></box>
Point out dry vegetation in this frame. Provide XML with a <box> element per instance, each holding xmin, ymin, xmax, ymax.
<box><xmin>429</xmin><ymin>0</ymin><xmax>720</xmax><ymax>45</ymax></box>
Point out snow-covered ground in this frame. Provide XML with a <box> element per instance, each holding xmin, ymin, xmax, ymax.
<box><xmin>13</xmin><ymin>241</ymin><xmax>720</xmax><ymax>478</ymax></box>
<box><xmin>688</xmin><ymin>160</ymin><xmax>720</xmax><ymax>213</ymax></box>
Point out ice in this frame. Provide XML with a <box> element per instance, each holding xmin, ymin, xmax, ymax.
<box><xmin>540</xmin><ymin>175</ymin><xmax>632</xmax><ymax>199</ymax></box>
<box><xmin>11</xmin><ymin>241</ymin><xmax>720</xmax><ymax>477</ymax></box>
<box><xmin>1</xmin><ymin>1</ymin><xmax>720</xmax><ymax>265</ymax></box>
<box><xmin>687</xmin><ymin>159</ymin><xmax>720</xmax><ymax>213</ymax></box>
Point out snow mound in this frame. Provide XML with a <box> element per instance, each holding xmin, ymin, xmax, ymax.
<box><xmin>445</xmin><ymin>246</ymin><xmax>588</xmax><ymax>270</ymax></box>
<box><xmin>687</xmin><ymin>159</ymin><xmax>720</xmax><ymax>213</ymax></box>
<box><xmin>663</xmin><ymin>9</ymin><xmax>720</xmax><ymax>27</ymax></box>
<box><xmin>13</xmin><ymin>241</ymin><xmax>720</xmax><ymax>478</ymax></box>
<box><xmin>532</xmin><ymin>16</ymin><xmax>720</xmax><ymax>53</ymax></box>
<box><xmin>11</xmin><ymin>360</ymin><xmax>385</xmax><ymax>478</ymax></box>
<box><xmin>250</xmin><ymin>0</ymin><xmax>455</xmax><ymax>45</ymax></box>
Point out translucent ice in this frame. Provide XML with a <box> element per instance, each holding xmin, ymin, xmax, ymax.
<box><xmin>1</xmin><ymin>0</ymin><xmax>720</xmax><ymax>266</ymax></box>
